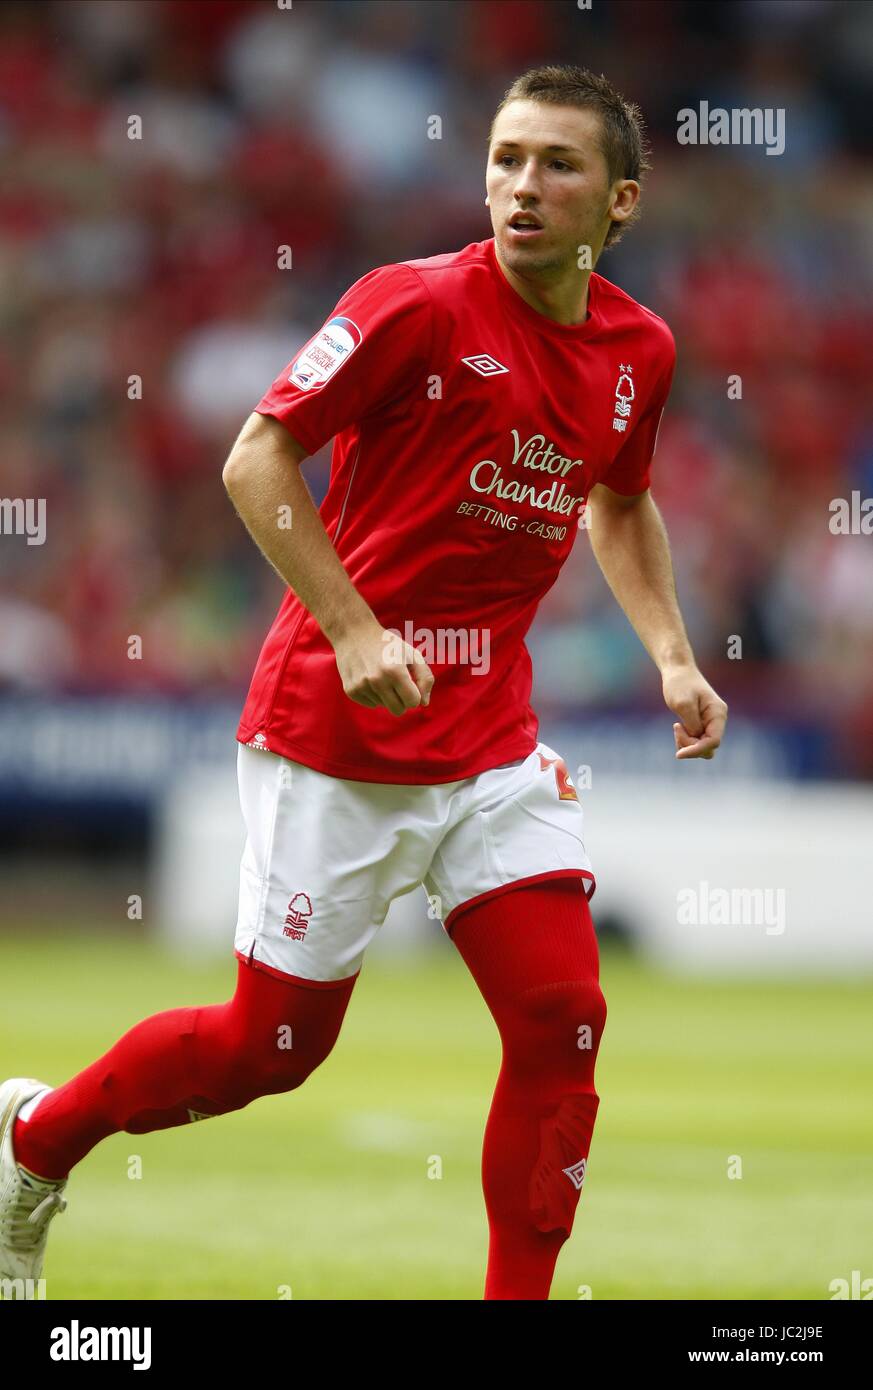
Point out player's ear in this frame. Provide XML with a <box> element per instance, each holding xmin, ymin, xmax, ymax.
<box><xmin>609</xmin><ymin>179</ymin><xmax>640</xmax><ymax>224</ymax></box>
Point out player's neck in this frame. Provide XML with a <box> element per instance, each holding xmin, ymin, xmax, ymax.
<box><xmin>494</xmin><ymin>248</ymin><xmax>591</xmax><ymax>327</ymax></box>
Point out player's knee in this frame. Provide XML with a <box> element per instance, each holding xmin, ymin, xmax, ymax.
<box><xmin>253</xmin><ymin>1037</ymin><xmax>335</xmax><ymax>1097</ymax></box>
<box><xmin>200</xmin><ymin>1031</ymin><xmax>336</xmax><ymax>1110</ymax></box>
<box><xmin>515</xmin><ymin>977</ymin><xmax>607</xmax><ymax>1055</ymax></box>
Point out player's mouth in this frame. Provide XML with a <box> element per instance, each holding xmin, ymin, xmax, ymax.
<box><xmin>507</xmin><ymin>214</ymin><xmax>545</xmax><ymax>241</ymax></box>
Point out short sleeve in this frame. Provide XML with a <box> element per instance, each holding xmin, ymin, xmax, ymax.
<box><xmin>254</xmin><ymin>263</ymin><xmax>433</xmax><ymax>456</ymax></box>
<box><xmin>600</xmin><ymin>334</ymin><xmax>676</xmax><ymax>496</ymax></box>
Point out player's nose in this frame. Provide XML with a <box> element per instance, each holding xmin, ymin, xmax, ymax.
<box><xmin>513</xmin><ymin>159</ymin><xmax>541</xmax><ymax>198</ymax></box>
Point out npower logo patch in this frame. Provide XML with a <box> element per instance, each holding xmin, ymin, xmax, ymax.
<box><xmin>289</xmin><ymin>316</ymin><xmax>362</xmax><ymax>390</ymax></box>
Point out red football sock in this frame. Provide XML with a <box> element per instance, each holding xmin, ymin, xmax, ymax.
<box><xmin>450</xmin><ymin>877</ymin><xmax>607</xmax><ymax>1300</ymax></box>
<box><xmin>13</xmin><ymin>957</ymin><xmax>356</xmax><ymax>1181</ymax></box>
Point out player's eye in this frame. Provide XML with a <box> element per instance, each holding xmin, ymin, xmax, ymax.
<box><xmin>496</xmin><ymin>155</ymin><xmax>573</xmax><ymax>171</ymax></box>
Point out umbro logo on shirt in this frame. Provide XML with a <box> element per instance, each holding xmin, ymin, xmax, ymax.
<box><xmin>461</xmin><ymin>353</ymin><xmax>509</xmax><ymax>377</ymax></box>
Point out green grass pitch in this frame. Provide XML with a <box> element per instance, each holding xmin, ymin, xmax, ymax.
<box><xmin>2</xmin><ymin>930</ymin><xmax>871</xmax><ymax>1300</ymax></box>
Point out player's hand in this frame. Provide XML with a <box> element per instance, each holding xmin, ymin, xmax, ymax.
<box><xmin>332</xmin><ymin>616</ymin><xmax>434</xmax><ymax>716</ymax></box>
<box><xmin>661</xmin><ymin>663</ymin><xmax>728</xmax><ymax>760</ymax></box>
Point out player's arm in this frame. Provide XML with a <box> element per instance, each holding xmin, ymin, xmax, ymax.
<box><xmin>585</xmin><ymin>483</ymin><xmax>727</xmax><ymax>760</ymax></box>
<box><xmin>222</xmin><ymin>412</ymin><xmax>432</xmax><ymax>716</ymax></box>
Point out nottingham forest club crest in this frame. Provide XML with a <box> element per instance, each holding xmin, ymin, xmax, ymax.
<box><xmin>612</xmin><ymin>363</ymin><xmax>635</xmax><ymax>432</ymax></box>
<box><xmin>283</xmin><ymin>892</ymin><xmax>313</xmax><ymax>940</ymax></box>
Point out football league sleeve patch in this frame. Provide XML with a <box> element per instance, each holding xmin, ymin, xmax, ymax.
<box><xmin>253</xmin><ymin>263</ymin><xmax>433</xmax><ymax>456</ymax></box>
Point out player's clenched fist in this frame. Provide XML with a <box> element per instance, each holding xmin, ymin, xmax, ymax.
<box><xmin>662</xmin><ymin>663</ymin><xmax>728</xmax><ymax>761</ymax></box>
<box><xmin>332</xmin><ymin>616</ymin><xmax>434</xmax><ymax>715</ymax></box>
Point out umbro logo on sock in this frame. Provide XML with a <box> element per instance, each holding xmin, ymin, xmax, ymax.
<box><xmin>562</xmin><ymin>1158</ymin><xmax>587</xmax><ymax>1189</ymax></box>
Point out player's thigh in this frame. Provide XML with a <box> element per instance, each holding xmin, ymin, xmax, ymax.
<box><xmin>423</xmin><ymin>741</ymin><xmax>595</xmax><ymax>936</ymax></box>
<box><xmin>235</xmin><ymin>745</ymin><xmax>435</xmax><ymax>985</ymax></box>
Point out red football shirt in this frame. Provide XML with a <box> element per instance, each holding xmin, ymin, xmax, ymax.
<box><xmin>237</xmin><ymin>236</ymin><xmax>676</xmax><ymax>783</ymax></box>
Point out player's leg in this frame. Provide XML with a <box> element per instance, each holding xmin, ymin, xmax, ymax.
<box><xmin>2</xmin><ymin>742</ymin><xmax>398</xmax><ymax>1288</ymax></box>
<box><xmin>449</xmin><ymin>876</ymin><xmax>606</xmax><ymax>1300</ymax></box>
<box><xmin>0</xmin><ymin>957</ymin><xmax>355</xmax><ymax>1293</ymax></box>
<box><xmin>10</xmin><ymin>955</ymin><xmax>356</xmax><ymax>1182</ymax></box>
<box><xmin>2</xmin><ymin>744</ymin><xmax>451</xmax><ymax>1291</ymax></box>
<box><xmin>10</xmin><ymin>742</ymin><xmax>385</xmax><ymax>1184</ymax></box>
<box><xmin>424</xmin><ymin>743</ymin><xmax>602</xmax><ymax>1299</ymax></box>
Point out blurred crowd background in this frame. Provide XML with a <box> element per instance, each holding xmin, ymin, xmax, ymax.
<box><xmin>2</xmin><ymin>0</ymin><xmax>873</xmax><ymax>778</ymax></box>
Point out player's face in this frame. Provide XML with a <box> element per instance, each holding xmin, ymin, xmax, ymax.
<box><xmin>486</xmin><ymin>101</ymin><xmax>620</xmax><ymax>276</ymax></box>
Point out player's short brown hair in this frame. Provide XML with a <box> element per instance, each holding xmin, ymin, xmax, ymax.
<box><xmin>489</xmin><ymin>65</ymin><xmax>651</xmax><ymax>249</ymax></box>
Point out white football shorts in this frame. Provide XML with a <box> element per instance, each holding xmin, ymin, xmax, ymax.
<box><xmin>233</xmin><ymin>740</ymin><xmax>595</xmax><ymax>987</ymax></box>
